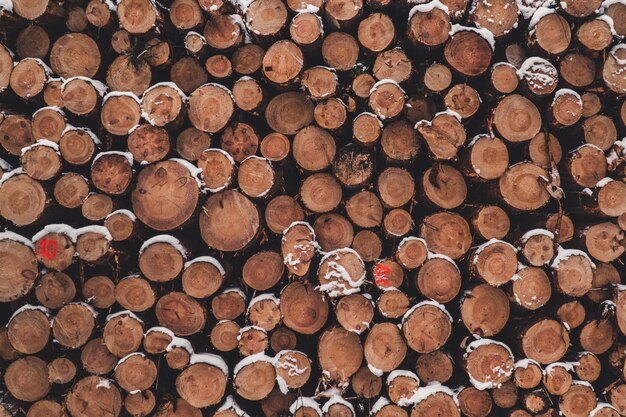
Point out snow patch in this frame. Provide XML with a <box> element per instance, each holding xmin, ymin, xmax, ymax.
<box><xmin>223</xmin><ymin>287</ymin><xmax>247</xmax><ymax>300</ymax></box>
<box><xmin>106</xmin><ymin>209</ymin><xmax>137</xmax><ymax>221</ymax></box>
<box><xmin>517</xmin><ymin>57</ymin><xmax>558</xmax><ymax>90</ymax></box>
<box><xmin>610</xmin><ymin>44</ymin><xmax>626</xmax><ymax>65</ymax></box>
<box><xmin>436</xmin><ymin>108</ymin><xmax>463</xmax><ymax>122</ymax></box>
<box><xmin>289</xmin><ymin>397</ymin><xmax>322</xmax><ymax>417</ymax></box>
<box><xmin>528</xmin><ymin>6</ymin><xmax>555</xmax><ymax>28</ymax></box>
<box><xmin>61</xmin><ymin>125</ymin><xmax>101</xmax><ymax>145</ymax></box>
<box><xmin>0</xmin><ymin>0</ymin><xmax>13</xmax><ymax>12</ymax></box>
<box><xmin>32</xmin><ymin>224</ymin><xmax>79</xmax><ymax>243</ymax></box>
<box><xmin>411</xmin><ymin>382</ymin><xmax>459</xmax><ymax>405</ymax></box>
<box><xmin>572</xmin><ymin>379</ymin><xmax>594</xmax><ymax>389</ymax></box>
<box><xmin>96</xmin><ymin>378</ymin><xmax>113</xmax><ymax>389</ymax></box>
<box><xmin>370</xmin><ymin>397</ymin><xmax>391</xmax><ymax>415</ymax></box>
<box><xmin>233</xmin><ymin>352</ymin><xmax>273</xmax><ymax>376</ymax></box>
<box><xmin>166</xmin><ymin>336</ymin><xmax>194</xmax><ymax>354</ymax></box>
<box><xmin>409</xmin><ymin>0</ymin><xmax>449</xmax><ymax>22</ymax></box>
<box><xmin>0</xmin><ymin>167</ymin><xmax>24</xmax><ymax>187</ymax></box>
<box><xmin>246</xmin><ymin>293</ymin><xmax>279</xmax><ymax>314</ymax></box>
<box><xmin>115</xmin><ymin>352</ymin><xmax>145</xmax><ymax>370</ymax></box>
<box><xmin>106</xmin><ymin>310</ymin><xmax>144</xmax><ymax>323</ymax></box>
<box><xmin>139</xmin><ymin>235</ymin><xmax>187</xmax><ymax>258</ymax></box>
<box><xmin>370</xmin><ymin>79</ymin><xmax>406</xmax><ymax>95</ymax></box>
<box><xmin>520</xmin><ymin>228</ymin><xmax>554</xmax><ymax>243</ymax></box>
<box><xmin>551</xmin><ymin>246</ymin><xmax>596</xmax><ymax>269</ymax></box>
<box><xmin>227</xmin><ymin>0</ymin><xmax>254</xmax><ymax>13</ymax></box>
<box><xmin>387</xmin><ymin>370</ymin><xmax>420</xmax><ymax>385</ymax></box>
<box><xmin>591</xmin><ymin>403</ymin><xmax>620</xmax><ymax>416</ymax></box>
<box><xmin>32</xmin><ymin>106</ymin><xmax>65</xmax><ymax>119</ymax></box>
<box><xmin>402</xmin><ymin>300</ymin><xmax>453</xmax><ymax>324</ymax></box>
<box><xmin>230</xmin><ymin>14</ymin><xmax>252</xmax><ymax>43</ymax></box>
<box><xmin>596</xmin><ymin>177</ymin><xmax>614</xmax><ymax>188</ymax></box>
<box><xmin>472</xmin><ymin>239</ymin><xmax>518</xmax><ymax>267</ymax></box>
<box><xmin>92</xmin><ymin>151</ymin><xmax>133</xmax><ymax>166</ymax></box>
<box><xmin>102</xmin><ymin>90</ymin><xmax>141</xmax><ymax>104</ymax></box>
<box><xmin>0</xmin><ymin>158</ymin><xmax>10</xmax><ymax>171</ymax></box>
<box><xmin>0</xmin><ymin>230</ymin><xmax>34</xmax><ymax>249</ymax></box>
<box><xmin>189</xmin><ymin>353</ymin><xmax>229</xmax><ymax>375</ymax></box>
<box><xmin>237</xmin><ymin>325</ymin><xmax>266</xmax><ymax>341</ymax></box>
<box><xmin>544</xmin><ymin>361</ymin><xmax>576</xmax><ymax>375</ymax></box>
<box><xmin>63</xmin><ymin>76</ymin><xmax>108</xmax><ymax>97</ymax></box>
<box><xmin>552</xmin><ymin>88</ymin><xmax>581</xmax><ymax>105</ymax></box>
<box><xmin>169</xmin><ymin>158</ymin><xmax>205</xmax><ymax>189</ymax></box>
<box><xmin>76</xmin><ymin>225</ymin><xmax>112</xmax><ymax>241</ymax></box>
<box><xmin>184</xmin><ymin>256</ymin><xmax>226</xmax><ymax>276</ymax></box>
<box><xmin>145</xmin><ymin>326</ymin><xmax>175</xmax><ymax>338</ymax></box>
<box><xmin>274</xmin><ymin>350</ymin><xmax>309</xmax><ymax>388</ymax></box>
<box><xmin>427</xmin><ymin>251</ymin><xmax>460</xmax><ymax>272</ymax></box>
<box><xmin>296</xmin><ymin>3</ymin><xmax>320</xmax><ymax>13</ymax></box>
<box><xmin>9</xmin><ymin>304</ymin><xmax>50</xmax><ymax>323</ymax></box>
<box><xmin>185</xmin><ymin>31</ymin><xmax>207</xmax><ymax>45</ymax></box>
<box><xmin>321</xmin><ymin>395</ymin><xmax>355</xmax><ymax>415</ymax></box>
<box><xmin>143</xmin><ymin>81</ymin><xmax>188</xmax><ymax>102</ymax></box>
<box><xmin>597</xmin><ymin>15</ymin><xmax>619</xmax><ymax>38</ymax></box>
<box><xmin>316</xmin><ymin>248</ymin><xmax>366</xmax><ymax>297</ymax></box>
<box><xmin>217</xmin><ymin>396</ymin><xmax>249</xmax><ymax>417</ymax></box>
<box><xmin>449</xmin><ymin>24</ymin><xmax>495</xmax><ymax>50</ymax></box>
<box><xmin>367</xmin><ymin>363</ymin><xmax>384</xmax><ymax>376</ymax></box>
<box><xmin>464</xmin><ymin>338</ymin><xmax>514</xmax><ymax>390</ymax></box>
<box><xmin>355</xmin><ymin>112</ymin><xmax>383</xmax><ymax>128</ymax></box>
<box><xmin>515</xmin><ymin>358</ymin><xmax>540</xmax><ymax>369</ymax></box>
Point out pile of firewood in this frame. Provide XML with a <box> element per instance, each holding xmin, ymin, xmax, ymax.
<box><xmin>0</xmin><ymin>0</ymin><xmax>625</xmax><ymax>415</ymax></box>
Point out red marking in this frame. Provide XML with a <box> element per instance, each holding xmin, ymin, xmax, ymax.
<box><xmin>374</xmin><ymin>264</ymin><xmax>391</xmax><ymax>286</ymax></box>
<box><xmin>36</xmin><ymin>238</ymin><xmax>57</xmax><ymax>260</ymax></box>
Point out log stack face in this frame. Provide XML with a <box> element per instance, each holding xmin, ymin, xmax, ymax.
<box><xmin>1</xmin><ymin>0</ymin><xmax>626</xmax><ymax>416</ymax></box>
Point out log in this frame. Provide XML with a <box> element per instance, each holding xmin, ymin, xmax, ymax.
<box><xmin>36</xmin><ymin>271</ymin><xmax>76</xmax><ymax>308</ymax></box>
<box><xmin>53</xmin><ymin>303</ymin><xmax>95</xmax><ymax>348</ymax></box>
<box><xmin>319</xmin><ymin>325</ymin><xmax>363</xmax><ymax>381</ymax></box>
<box><xmin>280</xmin><ymin>281</ymin><xmax>328</xmax><ymax>334</ymax></box>
<box><xmin>10</xmin><ymin>58</ymin><xmax>50</xmax><ymax>100</ymax></box>
<box><xmin>66</xmin><ymin>376</ymin><xmax>122</xmax><ymax>417</ymax></box>
<box><xmin>416</xmin><ymin>256</ymin><xmax>461</xmax><ymax>303</ymax></box>
<box><xmin>103</xmin><ymin>311</ymin><xmax>144</xmax><ymax>357</ymax></box>
<box><xmin>461</xmin><ymin>283</ymin><xmax>510</xmax><ymax>336</ymax></box>
<box><xmin>290</xmin><ymin>12</ymin><xmax>323</xmax><ymax>48</ymax></box>
<box><xmin>0</xmin><ymin>114</ymin><xmax>35</xmax><ymax>156</ymax></box>
<box><xmin>519</xmin><ymin>319</ymin><xmax>570</xmax><ymax>364</ymax></box>
<box><xmin>233</xmin><ymin>356</ymin><xmax>274</xmax><ymax>401</ymax></box>
<box><xmin>265</xmin><ymin>92</ymin><xmax>313</xmax><ymax>135</ymax></box>
<box><xmin>4</xmin><ymin>356</ymin><xmax>51</xmax><ymax>402</ymax></box>
<box><xmin>75</xmin><ymin>227</ymin><xmax>110</xmax><ymax>264</ymax></box>
<box><xmin>322</xmin><ymin>32</ymin><xmax>359</xmax><ymax>71</ymax></box>
<box><xmin>7</xmin><ymin>306</ymin><xmax>50</xmax><ymax>354</ymax></box>
<box><xmin>445</xmin><ymin>28</ymin><xmax>493</xmax><ymax>77</ymax></box>
<box><xmin>83</xmin><ymin>276</ymin><xmax>116</xmax><ymax>309</ymax></box>
<box><xmin>81</xmin><ymin>337</ymin><xmax>117</xmax><ymax>375</ymax></box>
<box><xmin>420</xmin><ymin>212</ymin><xmax>472</xmax><ymax>259</ymax></box>
<box><xmin>402</xmin><ymin>302</ymin><xmax>452</xmax><ymax>353</ymax></box>
<box><xmin>464</xmin><ymin>339</ymin><xmax>514</xmax><ymax>389</ymax></box>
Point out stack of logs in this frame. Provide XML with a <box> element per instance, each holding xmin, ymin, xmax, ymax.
<box><xmin>0</xmin><ymin>0</ymin><xmax>626</xmax><ymax>415</ymax></box>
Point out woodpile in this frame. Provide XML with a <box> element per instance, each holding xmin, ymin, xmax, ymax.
<box><xmin>0</xmin><ymin>0</ymin><xmax>626</xmax><ymax>415</ymax></box>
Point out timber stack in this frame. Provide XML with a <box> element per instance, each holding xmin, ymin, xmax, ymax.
<box><xmin>0</xmin><ymin>0</ymin><xmax>626</xmax><ymax>415</ymax></box>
